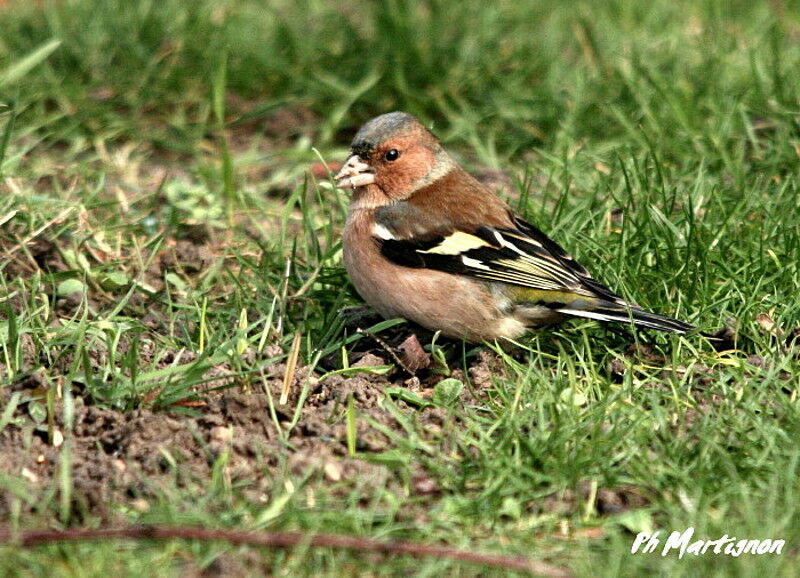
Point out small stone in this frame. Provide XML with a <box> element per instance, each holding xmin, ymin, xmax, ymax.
<box><xmin>210</xmin><ymin>426</ymin><xmax>233</xmax><ymax>444</ymax></box>
<box><xmin>324</xmin><ymin>461</ymin><xmax>343</xmax><ymax>482</ymax></box>
<box><xmin>353</xmin><ymin>353</ymin><xmax>387</xmax><ymax>368</ymax></box>
<box><xmin>21</xmin><ymin>468</ymin><xmax>39</xmax><ymax>483</ymax></box>
<box><xmin>412</xmin><ymin>474</ymin><xmax>439</xmax><ymax>495</ymax></box>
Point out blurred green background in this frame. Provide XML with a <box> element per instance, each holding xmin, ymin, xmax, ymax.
<box><xmin>2</xmin><ymin>0</ymin><xmax>797</xmax><ymax>164</ymax></box>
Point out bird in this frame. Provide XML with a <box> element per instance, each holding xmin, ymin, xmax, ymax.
<box><xmin>335</xmin><ymin>111</ymin><xmax>694</xmax><ymax>343</ymax></box>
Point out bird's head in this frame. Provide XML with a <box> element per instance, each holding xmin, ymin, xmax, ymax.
<box><xmin>335</xmin><ymin>112</ymin><xmax>455</xmax><ymax>203</ymax></box>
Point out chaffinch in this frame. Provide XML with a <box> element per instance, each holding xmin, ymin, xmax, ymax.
<box><xmin>335</xmin><ymin>111</ymin><xmax>694</xmax><ymax>342</ymax></box>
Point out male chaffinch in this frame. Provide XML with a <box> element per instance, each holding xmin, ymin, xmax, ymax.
<box><xmin>335</xmin><ymin>111</ymin><xmax>694</xmax><ymax>342</ymax></box>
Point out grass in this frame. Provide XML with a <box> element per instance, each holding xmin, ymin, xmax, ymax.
<box><xmin>1</xmin><ymin>0</ymin><xmax>799</xmax><ymax>576</ymax></box>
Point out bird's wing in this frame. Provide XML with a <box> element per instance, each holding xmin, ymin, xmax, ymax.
<box><xmin>374</xmin><ymin>205</ymin><xmax>695</xmax><ymax>333</ymax></box>
<box><xmin>375</xmin><ymin>203</ymin><xmax>612</xmax><ymax>298</ymax></box>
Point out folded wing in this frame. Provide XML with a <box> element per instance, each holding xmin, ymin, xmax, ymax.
<box><xmin>375</xmin><ymin>207</ymin><xmax>694</xmax><ymax>334</ymax></box>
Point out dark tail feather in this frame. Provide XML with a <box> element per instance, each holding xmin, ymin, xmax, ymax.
<box><xmin>556</xmin><ymin>302</ymin><xmax>695</xmax><ymax>334</ymax></box>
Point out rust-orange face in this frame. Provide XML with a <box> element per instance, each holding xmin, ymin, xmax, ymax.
<box><xmin>335</xmin><ymin>112</ymin><xmax>450</xmax><ymax>201</ymax></box>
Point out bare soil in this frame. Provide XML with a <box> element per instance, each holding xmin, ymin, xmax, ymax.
<box><xmin>0</xmin><ymin>341</ymin><xmax>500</xmax><ymax>524</ymax></box>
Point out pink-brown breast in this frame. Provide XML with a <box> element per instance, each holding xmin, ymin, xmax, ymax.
<box><xmin>343</xmin><ymin>206</ymin><xmax>526</xmax><ymax>341</ymax></box>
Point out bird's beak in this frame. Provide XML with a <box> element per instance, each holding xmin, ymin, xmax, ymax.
<box><xmin>335</xmin><ymin>155</ymin><xmax>375</xmax><ymax>189</ymax></box>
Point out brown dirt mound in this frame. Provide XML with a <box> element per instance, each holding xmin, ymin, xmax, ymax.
<box><xmin>0</xmin><ymin>349</ymin><xmax>500</xmax><ymax>524</ymax></box>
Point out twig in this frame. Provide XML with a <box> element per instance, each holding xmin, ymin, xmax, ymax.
<box><xmin>356</xmin><ymin>327</ymin><xmax>415</xmax><ymax>375</ymax></box>
<box><xmin>0</xmin><ymin>526</ymin><xmax>571</xmax><ymax>576</ymax></box>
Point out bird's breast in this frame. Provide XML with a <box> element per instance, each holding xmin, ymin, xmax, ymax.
<box><xmin>343</xmin><ymin>209</ymin><xmax>528</xmax><ymax>341</ymax></box>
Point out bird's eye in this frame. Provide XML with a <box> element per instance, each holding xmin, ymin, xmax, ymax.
<box><xmin>384</xmin><ymin>149</ymin><xmax>400</xmax><ymax>162</ymax></box>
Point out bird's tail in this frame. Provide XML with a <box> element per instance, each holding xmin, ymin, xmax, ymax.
<box><xmin>556</xmin><ymin>301</ymin><xmax>695</xmax><ymax>334</ymax></box>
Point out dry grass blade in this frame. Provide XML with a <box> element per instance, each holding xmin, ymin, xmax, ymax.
<box><xmin>3</xmin><ymin>206</ymin><xmax>74</xmax><ymax>257</ymax></box>
<box><xmin>280</xmin><ymin>331</ymin><xmax>302</xmax><ymax>405</ymax></box>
